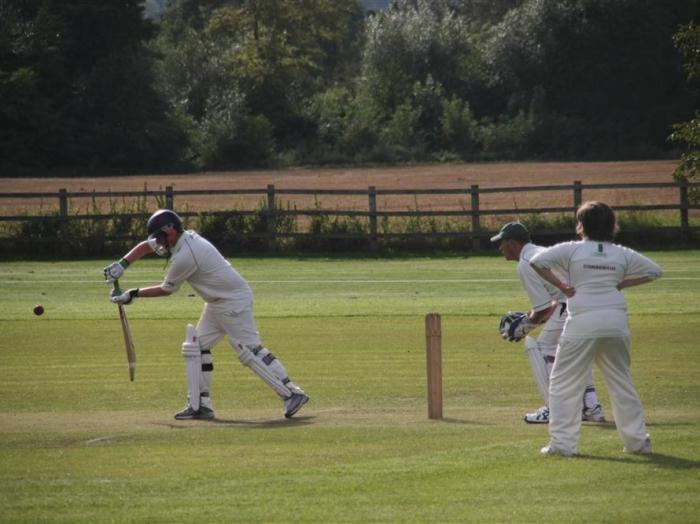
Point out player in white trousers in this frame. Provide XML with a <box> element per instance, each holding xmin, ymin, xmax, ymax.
<box><xmin>491</xmin><ymin>222</ymin><xmax>604</xmax><ymax>424</ymax></box>
<box><xmin>530</xmin><ymin>201</ymin><xmax>662</xmax><ymax>456</ymax></box>
<box><xmin>104</xmin><ymin>209</ymin><xmax>309</xmax><ymax>420</ymax></box>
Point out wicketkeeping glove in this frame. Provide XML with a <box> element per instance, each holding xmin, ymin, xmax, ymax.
<box><xmin>104</xmin><ymin>258</ymin><xmax>130</xmax><ymax>283</ymax></box>
<box><xmin>508</xmin><ymin>313</ymin><xmax>536</xmax><ymax>341</ymax></box>
<box><xmin>499</xmin><ymin>311</ymin><xmax>536</xmax><ymax>342</ymax></box>
<box><xmin>110</xmin><ymin>288</ymin><xmax>139</xmax><ymax>305</ymax></box>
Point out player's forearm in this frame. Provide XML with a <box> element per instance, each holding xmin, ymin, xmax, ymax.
<box><xmin>135</xmin><ymin>285</ymin><xmax>172</xmax><ymax>298</ymax></box>
<box><xmin>531</xmin><ymin>264</ymin><xmax>575</xmax><ymax>297</ymax></box>
<box><xmin>529</xmin><ymin>303</ymin><xmax>556</xmax><ymax>324</ymax></box>
<box><xmin>531</xmin><ymin>265</ymin><xmax>562</xmax><ymax>289</ymax></box>
<box><xmin>123</xmin><ymin>241</ymin><xmax>154</xmax><ymax>264</ymax></box>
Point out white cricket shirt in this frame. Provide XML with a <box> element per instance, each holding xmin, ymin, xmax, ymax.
<box><xmin>518</xmin><ymin>243</ymin><xmax>566</xmax><ymax>312</ymax></box>
<box><xmin>530</xmin><ymin>240</ymin><xmax>662</xmax><ymax>338</ymax></box>
<box><xmin>161</xmin><ymin>230</ymin><xmax>252</xmax><ymax>305</ymax></box>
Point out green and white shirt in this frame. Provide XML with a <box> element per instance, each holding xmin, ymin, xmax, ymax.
<box><xmin>530</xmin><ymin>240</ymin><xmax>662</xmax><ymax>338</ymax></box>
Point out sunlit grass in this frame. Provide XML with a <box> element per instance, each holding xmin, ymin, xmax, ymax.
<box><xmin>0</xmin><ymin>253</ymin><xmax>699</xmax><ymax>522</ymax></box>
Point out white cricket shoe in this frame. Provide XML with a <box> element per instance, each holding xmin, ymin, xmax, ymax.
<box><xmin>540</xmin><ymin>443</ymin><xmax>576</xmax><ymax>457</ymax></box>
<box><xmin>624</xmin><ymin>435</ymin><xmax>652</xmax><ymax>455</ymax></box>
<box><xmin>524</xmin><ymin>406</ymin><xmax>549</xmax><ymax>424</ymax></box>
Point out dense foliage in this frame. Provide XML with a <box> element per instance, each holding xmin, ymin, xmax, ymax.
<box><xmin>669</xmin><ymin>21</ymin><xmax>700</xmax><ymax>202</ymax></box>
<box><xmin>1</xmin><ymin>0</ymin><xmax>698</xmax><ymax>174</ymax></box>
<box><xmin>0</xmin><ymin>0</ymin><xmax>186</xmax><ymax>173</ymax></box>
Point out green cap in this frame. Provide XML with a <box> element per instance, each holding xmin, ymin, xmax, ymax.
<box><xmin>490</xmin><ymin>222</ymin><xmax>530</xmax><ymax>243</ymax></box>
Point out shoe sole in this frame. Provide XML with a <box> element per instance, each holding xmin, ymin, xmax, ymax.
<box><xmin>624</xmin><ymin>448</ymin><xmax>652</xmax><ymax>455</ymax></box>
<box><xmin>284</xmin><ymin>395</ymin><xmax>309</xmax><ymax>418</ymax></box>
<box><xmin>174</xmin><ymin>411</ymin><xmax>215</xmax><ymax>420</ymax></box>
<box><xmin>524</xmin><ymin>417</ymin><xmax>549</xmax><ymax>424</ymax></box>
<box><xmin>541</xmin><ymin>447</ymin><xmax>575</xmax><ymax>457</ymax></box>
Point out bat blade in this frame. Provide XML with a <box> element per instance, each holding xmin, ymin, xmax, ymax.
<box><xmin>113</xmin><ymin>279</ymin><xmax>136</xmax><ymax>381</ymax></box>
<box><xmin>118</xmin><ymin>303</ymin><xmax>136</xmax><ymax>381</ymax></box>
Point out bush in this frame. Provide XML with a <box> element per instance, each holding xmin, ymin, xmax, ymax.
<box><xmin>440</xmin><ymin>96</ymin><xmax>478</xmax><ymax>156</ymax></box>
<box><xmin>478</xmin><ymin>111</ymin><xmax>535</xmax><ymax>159</ymax></box>
<box><xmin>296</xmin><ymin>212</ymin><xmax>369</xmax><ymax>251</ymax></box>
<box><xmin>195</xmin><ymin>198</ymin><xmax>297</xmax><ymax>252</ymax></box>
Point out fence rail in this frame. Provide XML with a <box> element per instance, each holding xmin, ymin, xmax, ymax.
<box><xmin>1</xmin><ymin>180</ymin><xmax>698</xmax><ymax>251</ymax></box>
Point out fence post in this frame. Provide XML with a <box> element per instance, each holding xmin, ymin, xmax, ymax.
<box><xmin>679</xmin><ymin>177</ymin><xmax>690</xmax><ymax>242</ymax></box>
<box><xmin>59</xmin><ymin>188</ymin><xmax>68</xmax><ymax>217</ymax></box>
<box><xmin>368</xmin><ymin>186</ymin><xmax>378</xmax><ymax>251</ymax></box>
<box><xmin>573</xmin><ymin>180</ymin><xmax>582</xmax><ymax>216</ymax></box>
<box><xmin>470</xmin><ymin>185</ymin><xmax>480</xmax><ymax>251</ymax></box>
<box><xmin>165</xmin><ymin>186</ymin><xmax>174</xmax><ymax>210</ymax></box>
<box><xmin>266</xmin><ymin>184</ymin><xmax>277</xmax><ymax>250</ymax></box>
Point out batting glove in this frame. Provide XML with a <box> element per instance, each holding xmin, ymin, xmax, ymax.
<box><xmin>104</xmin><ymin>258</ymin><xmax>130</xmax><ymax>283</ymax></box>
<box><xmin>110</xmin><ymin>288</ymin><xmax>139</xmax><ymax>305</ymax></box>
<box><xmin>507</xmin><ymin>313</ymin><xmax>536</xmax><ymax>342</ymax></box>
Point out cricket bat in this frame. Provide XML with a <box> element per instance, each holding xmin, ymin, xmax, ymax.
<box><xmin>114</xmin><ymin>279</ymin><xmax>136</xmax><ymax>381</ymax></box>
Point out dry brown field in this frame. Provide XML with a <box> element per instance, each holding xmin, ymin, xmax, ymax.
<box><xmin>0</xmin><ymin>160</ymin><xmax>683</xmax><ymax>219</ymax></box>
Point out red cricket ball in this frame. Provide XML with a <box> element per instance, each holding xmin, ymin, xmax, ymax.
<box><xmin>33</xmin><ymin>304</ymin><xmax>45</xmax><ymax>316</ymax></box>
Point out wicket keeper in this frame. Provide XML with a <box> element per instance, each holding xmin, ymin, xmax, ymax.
<box><xmin>104</xmin><ymin>209</ymin><xmax>309</xmax><ymax>420</ymax></box>
<box><xmin>492</xmin><ymin>221</ymin><xmax>605</xmax><ymax>424</ymax></box>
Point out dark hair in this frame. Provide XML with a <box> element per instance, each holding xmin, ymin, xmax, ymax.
<box><xmin>575</xmin><ymin>201</ymin><xmax>617</xmax><ymax>241</ymax></box>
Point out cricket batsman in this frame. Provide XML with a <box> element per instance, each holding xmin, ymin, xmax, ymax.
<box><xmin>104</xmin><ymin>209</ymin><xmax>309</xmax><ymax>420</ymax></box>
<box><xmin>491</xmin><ymin>222</ymin><xmax>604</xmax><ymax>424</ymax></box>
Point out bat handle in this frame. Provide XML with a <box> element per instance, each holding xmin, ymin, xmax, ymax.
<box><xmin>113</xmin><ymin>279</ymin><xmax>122</xmax><ymax>294</ymax></box>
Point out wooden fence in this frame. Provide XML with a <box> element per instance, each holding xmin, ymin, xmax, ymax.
<box><xmin>1</xmin><ymin>180</ymin><xmax>698</xmax><ymax>251</ymax></box>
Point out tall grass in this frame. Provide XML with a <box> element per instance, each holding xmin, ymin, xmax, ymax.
<box><xmin>5</xmin><ymin>192</ymin><xmax>151</xmax><ymax>256</ymax></box>
<box><xmin>1</xmin><ymin>198</ymin><xmax>695</xmax><ymax>257</ymax></box>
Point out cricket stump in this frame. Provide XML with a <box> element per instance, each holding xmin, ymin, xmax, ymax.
<box><xmin>425</xmin><ymin>312</ymin><xmax>443</xmax><ymax>419</ymax></box>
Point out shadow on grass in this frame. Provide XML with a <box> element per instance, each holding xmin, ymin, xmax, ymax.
<box><xmin>157</xmin><ymin>415</ymin><xmax>315</xmax><ymax>430</ymax></box>
<box><xmin>586</xmin><ymin>421</ymin><xmax>696</xmax><ymax>430</ymax></box>
<box><xmin>439</xmin><ymin>417</ymin><xmax>495</xmax><ymax>426</ymax></box>
<box><xmin>576</xmin><ymin>452</ymin><xmax>700</xmax><ymax>470</ymax></box>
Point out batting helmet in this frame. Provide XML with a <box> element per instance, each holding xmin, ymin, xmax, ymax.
<box><xmin>146</xmin><ymin>209</ymin><xmax>183</xmax><ymax>239</ymax></box>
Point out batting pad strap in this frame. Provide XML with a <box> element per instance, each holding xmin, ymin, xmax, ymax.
<box><xmin>201</xmin><ymin>349</ymin><xmax>212</xmax><ymax>372</ymax></box>
<box><xmin>237</xmin><ymin>345</ymin><xmax>292</xmax><ymax>398</ymax></box>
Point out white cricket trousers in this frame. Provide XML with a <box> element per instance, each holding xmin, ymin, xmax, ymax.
<box><xmin>549</xmin><ymin>335</ymin><xmax>648</xmax><ymax>454</ymax></box>
<box><xmin>196</xmin><ymin>300</ymin><xmax>261</xmax><ymax>353</ymax></box>
<box><xmin>536</xmin><ymin>304</ymin><xmax>565</xmax><ymax>358</ymax></box>
<box><xmin>536</xmin><ymin>304</ymin><xmax>595</xmax><ymax>400</ymax></box>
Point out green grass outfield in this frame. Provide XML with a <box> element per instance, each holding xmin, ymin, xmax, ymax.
<box><xmin>1</xmin><ymin>252</ymin><xmax>699</xmax><ymax>522</ymax></box>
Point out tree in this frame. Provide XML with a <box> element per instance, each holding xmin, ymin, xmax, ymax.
<box><xmin>357</xmin><ymin>0</ymin><xmax>485</xmax><ymax>158</ymax></box>
<box><xmin>0</xmin><ymin>0</ymin><xmax>184</xmax><ymax>173</ymax></box>
<box><xmin>154</xmin><ymin>0</ymin><xmax>365</xmax><ymax>168</ymax></box>
<box><xmin>360</xmin><ymin>0</ymin><xmax>473</xmax><ymax>111</ymax></box>
<box><xmin>670</xmin><ymin>21</ymin><xmax>700</xmax><ymax>202</ymax></box>
<box><xmin>483</xmin><ymin>0</ymin><xmax>700</xmax><ymax>158</ymax></box>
